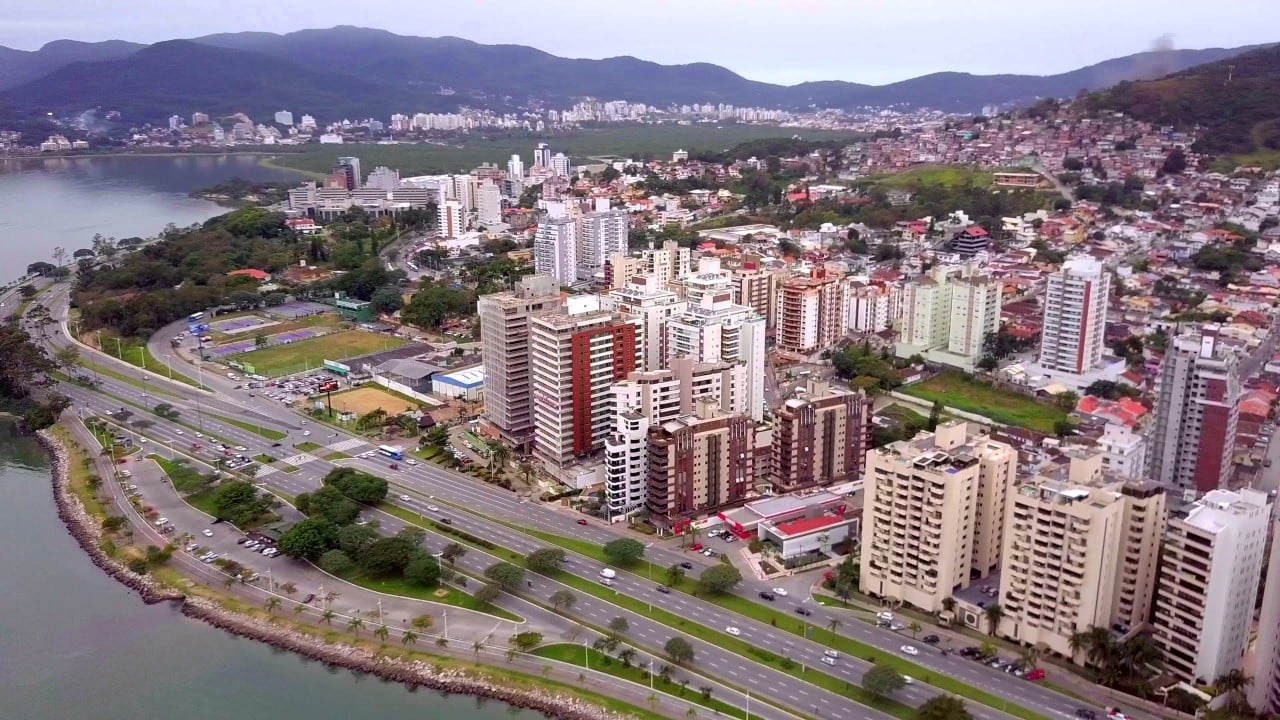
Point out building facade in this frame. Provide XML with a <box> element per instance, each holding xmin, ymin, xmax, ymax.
<box><xmin>477</xmin><ymin>275</ymin><xmax>563</xmax><ymax>448</ymax></box>
<box><xmin>533</xmin><ymin>217</ymin><xmax>579</xmax><ymax>286</ymax></box>
<box><xmin>1152</xmin><ymin>489</ymin><xmax>1270</xmax><ymax>684</ymax></box>
<box><xmin>1039</xmin><ymin>256</ymin><xmax>1111</xmax><ymax>375</ymax></box>
<box><xmin>1148</xmin><ymin>330</ymin><xmax>1242</xmax><ymax>494</ymax></box>
<box><xmin>775</xmin><ymin>268</ymin><xmax>845</xmax><ymax>356</ymax></box>
<box><xmin>860</xmin><ymin>422</ymin><xmax>1017</xmax><ymax>613</ymax></box>
<box><xmin>645</xmin><ymin>402</ymin><xmax>756</xmax><ymax>526</ymax></box>
<box><xmin>476</xmin><ymin>180</ymin><xmax>502</xmax><ymax>227</ymax></box>
<box><xmin>772</xmin><ymin>381</ymin><xmax>873</xmax><ymax>492</ymax></box>
<box><xmin>578</xmin><ymin>209</ymin><xmax>629</xmax><ymax>282</ymax></box>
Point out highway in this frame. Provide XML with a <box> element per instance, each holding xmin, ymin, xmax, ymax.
<box><xmin>30</xmin><ymin>282</ymin><xmax>1128</xmax><ymax>720</ymax></box>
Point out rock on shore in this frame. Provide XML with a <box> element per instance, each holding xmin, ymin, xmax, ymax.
<box><xmin>38</xmin><ymin>428</ymin><xmax>632</xmax><ymax>720</ymax></box>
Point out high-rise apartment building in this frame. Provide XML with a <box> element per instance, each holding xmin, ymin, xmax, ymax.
<box><xmin>578</xmin><ymin>209</ymin><xmax>629</xmax><ymax>282</ymax></box>
<box><xmin>533</xmin><ymin>217</ymin><xmax>578</xmax><ymax>286</ymax></box>
<box><xmin>507</xmin><ymin>154</ymin><xmax>525</xmax><ymax>179</ymax></box>
<box><xmin>529</xmin><ymin>309</ymin><xmax>638</xmax><ymax>474</ymax></box>
<box><xmin>274</xmin><ymin>110</ymin><xmax>294</xmax><ymax>126</ymax></box>
<box><xmin>550</xmin><ymin>152</ymin><xmax>571</xmax><ymax>177</ymax></box>
<box><xmin>730</xmin><ymin>255</ymin><xmax>778</xmax><ymax>329</ymax></box>
<box><xmin>1039</xmin><ymin>256</ymin><xmax>1110</xmax><ymax>375</ymax></box>
<box><xmin>860</xmin><ymin>422</ymin><xmax>1017</xmax><ymax>613</ymax></box>
<box><xmin>846</xmin><ymin>282</ymin><xmax>895</xmax><ymax>333</ymax></box>
<box><xmin>1250</xmin><ymin>519</ymin><xmax>1280</xmax><ymax>713</ymax></box>
<box><xmin>336</xmin><ymin>156</ymin><xmax>362</xmax><ymax>189</ymax></box>
<box><xmin>476</xmin><ymin>180</ymin><xmax>502</xmax><ymax>227</ymax></box>
<box><xmin>772</xmin><ymin>380</ymin><xmax>873</xmax><ymax>492</ymax></box>
<box><xmin>365</xmin><ymin>166</ymin><xmax>400</xmax><ymax>192</ymax></box>
<box><xmin>533</xmin><ymin>143</ymin><xmax>552</xmax><ymax>169</ymax></box>
<box><xmin>775</xmin><ymin>268</ymin><xmax>845</xmax><ymax>355</ymax></box>
<box><xmin>1097</xmin><ymin>422</ymin><xmax>1147</xmax><ymax>479</ymax></box>
<box><xmin>896</xmin><ymin>264</ymin><xmax>1001</xmax><ymax>369</ymax></box>
<box><xmin>438</xmin><ymin>200</ymin><xmax>465</xmax><ymax>239</ymax></box>
<box><xmin>645</xmin><ymin>401</ymin><xmax>756</xmax><ymax>526</ymax></box>
<box><xmin>1148</xmin><ymin>330</ymin><xmax>1242</xmax><ymax>494</ymax></box>
<box><xmin>451</xmin><ymin>174</ymin><xmax>476</xmax><ymax>211</ymax></box>
<box><xmin>604</xmin><ymin>357</ymin><xmax>741</xmax><ymax>520</ymax></box>
<box><xmin>477</xmin><ymin>275</ymin><xmax>563</xmax><ymax>449</ymax></box>
<box><xmin>603</xmin><ymin>275</ymin><xmax>686</xmax><ymax>372</ymax></box>
<box><xmin>996</xmin><ymin>450</ymin><xmax>1166</xmax><ymax>659</ymax></box>
<box><xmin>1152</xmin><ymin>488</ymin><xmax>1270</xmax><ymax>684</ymax></box>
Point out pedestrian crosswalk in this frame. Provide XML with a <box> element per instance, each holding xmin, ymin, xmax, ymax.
<box><xmin>280</xmin><ymin>453</ymin><xmax>320</xmax><ymax>467</ymax></box>
<box><xmin>327</xmin><ymin>438</ymin><xmax>368</xmax><ymax>453</ymax></box>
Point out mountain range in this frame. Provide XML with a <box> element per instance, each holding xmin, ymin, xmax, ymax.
<box><xmin>0</xmin><ymin>26</ymin><xmax>1271</xmax><ymax>123</ymax></box>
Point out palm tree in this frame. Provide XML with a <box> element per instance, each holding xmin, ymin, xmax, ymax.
<box><xmin>827</xmin><ymin>617</ymin><xmax>841</xmax><ymax>640</ymax></box>
<box><xmin>609</xmin><ymin>616</ymin><xmax>630</xmax><ymax>637</ymax></box>
<box><xmin>518</xmin><ymin>460</ymin><xmax>536</xmax><ymax>486</ymax></box>
<box><xmin>436</xmin><ymin>637</ymin><xmax>449</xmax><ymax>648</ymax></box>
<box><xmin>321</xmin><ymin>609</ymin><xmax>335</xmax><ymax>625</ymax></box>
<box><xmin>1020</xmin><ymin>646</ymin><xmax>1041</xmax><ymax>671</ymax></box>
<box><xmin>908</xmin><ymin>621</ymin><xmax>922</xmax><ymax>639</ymax></box>
<box><xmin>618</xmin><ymin>647</ymin><xmax>637</xmax><ymax>668</ymax></box>
<box><xmin>294</xmin><ymin>603</ymin><xmax>305</xmax><ymax>616</ymax></box>
<box><xmin>374</xmin><ymin>625</ymin><xmax>390</xmax><ymax>643</ymax></box>
<box><xmin>265</xmin><ymin>597</ymin><xmax>281</xmax><ymax>614</ymax></box>
<box><xmin>323</xmin><ymin>591</ymin><xmax>339</xmax><ymax>608</ymax></box>
<box><xmin>402</xmin><ymin>630</ymin><xmax>419</xmax><ymax>646</ymax></box>
<box><xmin>222</xmin><ymin>576</ymin><xmax>235</xmax><ymax>589</ymax></box>
<box><xmin>488</xmin><ymin>440</ymin><xmax>510</xmax><ymax>471</ymax></box>
<box><xmin>280</xmin><ymin>582</ymin><xmax>297</xmax><ymax>598</ymax></box>
<box><xmin>983</xmin><ymin>602</ymin><xmax>1004</xmax><ymax>636</ymax></box>
<box><xmin>347</xmin><ymin>616</ymin><xmax>364</xmax><ymax>635</ymax></box>
<box><xmin>411</xmin><ymin>614</ymin><xmax>434</xmax><ymax>630</ymax></box>
<box><xmin>472</xmin><ymin>639</ymin><xmax>485</xmax><ymax>661</ymax></box>
<box><xmin>1215</xmin><ymin>669</ymin><xmax>1251</xmax><ymax>695</ymax></box>
<box><xmin>659</xmin><ymin>664</ymin><xmax>674</xmax><ymax>683</ymax></box>
<box><xmin>665</xmin><ymin>564</ymin><xmax>686</xmax><ymax>587</ymax></box>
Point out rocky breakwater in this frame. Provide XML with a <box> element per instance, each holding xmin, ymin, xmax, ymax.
<box><xmin>38</xmin><ymin>427</ymin><xmax>634</xmax><ymax>720</ymax></box>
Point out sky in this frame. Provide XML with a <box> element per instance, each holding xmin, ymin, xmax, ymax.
<box><xmin>4</xmin><ymin>0</ymin><xmax>1280</xmax><ymax>85</ymax></box>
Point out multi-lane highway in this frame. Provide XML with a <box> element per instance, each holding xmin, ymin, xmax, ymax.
<box><xmin>28</xmin><ymin>282</ymin><xmax>1130</xmax><ymax>720</ymax></box>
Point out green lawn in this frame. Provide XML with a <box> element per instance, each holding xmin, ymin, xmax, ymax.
<box><xmin>90</xmin><ymin>330</ymin><xmax>206</xmax><ymax>390</ymax></box>
<box><xmin>294</xmin><ymin>441</ymin><xmax>321</xmax><ymax>452</ymax></box>
<box><xmin>875</xmin><ymin>165</ymin><xmax>995</xmax><ymax>189</ymax></box>
<box><xmin>148</xmin><ymin>455</ymin><xmax>213</xmax><ymax>493</ymax></box>
<box><xmin>332</xmin><ymin>569</ymin><xmax>522</xmax><ymax>623</ymax></box>
<box><xmin>270</xmin><ymin>125</ymin><xmax>866</xmax><ymax>176</ymax></box>
<box><xmin>232</xmin><ymin>330</ymin><xmax>408</xmax><ymax>377</ymax></box>
<box><xmin>532</xmin><ymin>644</ymin><xmax>746</xmax><ymax>719</ymax></box>
<box><xmin>900</xmin><ymin>372</ymin><xmax>1068</xmax><ymax>433</ymax></box>
<box><xmin>254</xmin><ymin>454</ymin><xmax>275</xmax><ymax>464</ymax></box>
<box><xmin>206</xmin><ymin>412</ymin><xmax>287</xmax><ymax>440</ymax></box>
<box><xmin>77</xmin><ymin>357</ymin><xmax>185</xmax><ymax>399</ymax></box>
<box><xmin>185</xmin><ymin>489</ymin><xmax>219</xmax><ymax>517</ymax></box>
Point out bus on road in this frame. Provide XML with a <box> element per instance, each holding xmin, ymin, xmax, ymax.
<box><xmin>188</xmin><ymin>312</ymin><xmax>205</xmax><ymax>322</ymax></box>
<box><xmin>378</xmin><ymin>445</ymin><xmax>404</xmax><ymax>461</ymax></box>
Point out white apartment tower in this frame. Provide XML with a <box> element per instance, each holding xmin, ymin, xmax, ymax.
<box><xmin>533</xmin><ymin>217</ymin><xmax>578</xmax><ymax>286</ymax></box>
<box><xmin>533</xmin><ymin>143</ymin><xmax>551</xmax><ymax>169</ymax></box>
<box><xmin>477</xmin><ymin>275</ymin><xmax>563</xmax><ymax>449</ymax></box>
<box><xmin>896</xmin><ymin>264</ymin><xmax>1001</xmax><ymax>369</ymax></box>
<box><xmin>1097</xmin><ymin>422</ymin><xmax>1147</xmax><ymax>479</ymax></box>
<box><xmin>1039</xmin><ymin>256</ymin><xmax>1110</xmax><ymax>375</ymax></box>
<box><xmin>438</xmin><ymin>200</ymin><xmax>465</xmax><ymax>239</ymax></box>
<box><xmin>451</xmin><ymin>174</ymin><xmax>476</xmax><ymax>211</ymax></box>
<box><xmin>1152</xmin><ymin>489</ymin><xmax>1270</xmax><ymax>684</ymax></box>
<box><xmin>550</xmin><ymin>152</ymin><xmax>571</xmax><ymax>177</ymax></box>
<box><xmin>861</xmin><ymin>422</ymin><xmax>1017</xmax><ymax>613</ymax></box>
<box><xmin>578</xmin><ymin>209</ymin><xmax>629</xmax><ymax>282</ymax></box>
<box><xmin>603</xmin><ymin>275</ymin><xmax>687</xmax><ymax>372</ymax></box>
<box><xmin>1250</xmin><ymin>519</ymin><xmax>1280</xmax><ymax>713</ymax></box>
<box><xmin>476</xmin><ymin>180</ymin><xmax>502</xmax><ymax>227</ymax></box>
<box><xmin>948</xmin><ymin>273</ymin><xmax>1003</xmax><ymax>359</ymax></box>
<box><xmin>365</xmin><ymin>166</ymin><xmax>400</xmax><ymax>192</ymax></box>
<box><xmin>507</xmin><ymin>154</ymin><xmax>525</xmax><ymax>179</ymax></box>
<box><xmin>274</xmin><ymin>110</ymin><xmax>294</xmax><ymax>126</ymax></box>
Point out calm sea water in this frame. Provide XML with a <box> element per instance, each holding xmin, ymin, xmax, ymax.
<box><xmin>0</xmin><ymin>154</ymin><xmax>298</xmax><ymax>282</ymax></box>
<box><xmin>0</xmin><ymin>155</ymin><xmax>534</xmax><ymax>718</ymax></box>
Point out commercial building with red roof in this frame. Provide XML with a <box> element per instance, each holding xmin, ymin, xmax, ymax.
<box><xmin>228</xmin><ymin>268</ymin><xmax>270</xmax><ymax>281</ymax></box>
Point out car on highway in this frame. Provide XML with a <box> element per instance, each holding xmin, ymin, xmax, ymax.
<box><xmin>1025</xmin><ymin>668</ymin><xmax>1045</xmax><ymax>681</ymax></box>
<box><xmin>923</xmin><ymin>634</ymin><xmax>940</xmax><ymax>644</ymax></box>
<box><xmin>576</xmin><ymin>518</ymin><xmax>589</xmax><ymax>526</ymax></box>
<box><xmin>1075</xmin><ymin>710</ymin><xmax>1097</xmax><ymax>720</ymax></box>
<box><xmin>202</xmin><ymin>529</ymin><xmax>213</xmax><ymax>537</ymax></box>
<box><xmin>794</xmin><ymin>606</ymin><xmax>812</xmax><ymax>616</ymax></box>
<box><xmin>689</xmin><ymin>543</ymin><xmax>703</xmax><ymax>551</ymax></box>
<box><xmin>192</xmin><ymin>442</ymin><xmax>201</xmax><ymax>449</ymax></box>
<box><xmin>900</xmin><ymin>645</ymin><xmax>919</xmax><ymax>656</ymax></box>
<box><xmin>302</xmin><ymin>431</ymin><xmax>311</xmax><ymax>436</ymax></box>
<box><xmin>195</xmin><ymin>432</ymin><xmax>203</xmax><ymax>438</ymax></box>
<box><xmin>820</xmin><ymin>656</ymin><xmax>837</xmax><ymax>666</ymax></box>
<box><xmin>302</xmin><ymin>593</ymin><xmax>315</xmax><ymax>603</ymax></box>
<box><xmin>771</xmin><ymin>587</ymin><xmax>788</xmax><ymax>597</ymax></box>
<box><xmin>406</xmin><ymin>458</ymin><xmax>417</xmax><ymax>466</ymax></box>
<box><xmin>399</xmin><ymin>494</ymin><xmax>411</xmax><ymax>502</ymax></box>
<box><xmin>154</xmin><ymin>517</ymin><xmax>168</xmax><ymax>526</ymax></box>
<box><xmin>439</xmin><ymin>518</ymin><xmax>453</xmax><ymax>525</ymax></box>
<box><xmin>138</xmin><ymin>437</ymin><xmax>147</xmax><ymax>443</ymax></box>
<box><xmin>175</xmin><ymin>429</ymin><xmax>184</xmax><ymax>435</ymax></box>
<box><xmin>426</xmin><ymin>505</ymin><xmax>439</xmax><ymax>512</ymax></box>
<box><xmin>237</xmin><ymin>537</ymin><xmax>250</xmax><ymax>545</ymax></box>
<box><xmin>725</xmin><ymin>626</ymin><xmax>741</xmax><ymax>636</ymax></box>
<box><xmin>389</xmin><ymin>463</ymin><xmax>399</xmax><ymax>470</ymax></box>
<box><xmin>759</xmin><ymin>591</ymin><xmax>776</xmax><ymax>601</ymax></box>
<box><xmin>235</xmin><ymin>445</ymin><xmax>247</xmax><ymax>451</ymax></box>
<box><xmin>656</xmin><ymin>585</ymin><xmax>671</xmax><ymax>594</ymax></box>
<box><xmin>679</xmin><ymin>562</ymin><xmax>693</xmax><ymax>570</ymax></box>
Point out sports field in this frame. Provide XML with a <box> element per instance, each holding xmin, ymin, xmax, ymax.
<box><xmin>232</xmin><ymin>330</ymin><xmax>408</xmax><ymax>376</ymax></box>
<box><xmin>328</xmin><ymin>385</ymin><xmax>420</xmax><ymax>416</ymax></box>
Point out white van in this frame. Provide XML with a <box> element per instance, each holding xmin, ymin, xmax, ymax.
<box><xmin>599</xmin><ymin>568</ymin><xmax>617</xmax><ymax>580</ymax></box>
<box><xmin>820</xmin><ymin>656</ymin><xmax>837</xmax><ymax>666</ymax></box>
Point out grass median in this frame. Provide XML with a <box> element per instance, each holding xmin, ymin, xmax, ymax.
<box><xmin>206</xmin><ymin>412</ymin><xmax>287</xmax><ymax>440</ymax></box>
<box><xmin>532</xmin><ymin>643</ymin><xmax>746</xmax><ymax>719</ymax></box>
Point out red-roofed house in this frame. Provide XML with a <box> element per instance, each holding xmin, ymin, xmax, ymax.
<box><xmin>1076</xmin><ymin>395</ymin><xmax>1149</xmax><ymax>428</ymax></box>
<box><xmin>228</xmin><ymin>268</ymin><xmax>270</xmax><ymax>281</ymax></box>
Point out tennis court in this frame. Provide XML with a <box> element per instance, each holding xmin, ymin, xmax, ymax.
<box><xmin>207</xmin><ymin>328</ymin><xmax>325</xmax><ymax>358</ymax></box>
<box><xmin>210</xmin><ymin>314</ymin><xmax>277</xmax><ymax>335</ymax></box>
<box><xmin>269</xmin><ymin>301</ymin><xmax>332</xmax><ymax>319</ymax></box>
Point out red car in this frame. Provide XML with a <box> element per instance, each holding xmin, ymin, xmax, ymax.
<box><xmin>192</xmin><ymin>442</ymin><xmax>202</xmax><ymax>449</ymax></box>
<box><xmin>1025</xmin><ymin>668</ymin><xmax>1045</xmax><ymax>681</ymax></box>
<box><xmin>690</xmin><ymin>543</ymin><xmax>703</xmax><ymax>551</ymax></box>
<box><xmin>576</xmin><ymin>518</ymin><xmax>589</xmax><ymax>526</ymax></box>
<box><xmin>389</xmin><ymin>463</ymin><xmax>399</xmax><ymax>470</ymax></box>
<box><xmin>116</xmin><ymin>458</ymin><xmax>128</xmax><ymax>464</ymax></box>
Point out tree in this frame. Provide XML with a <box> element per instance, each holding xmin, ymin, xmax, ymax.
<box><xmin>278</xmin><ymin>517</ymin><xmax>338</xmax><ymax>561</ymax></box>
<box><xmin>698</xmin><ymin>564</ymin><xmax>742</xmax><ymax>594</ymax></box>
<box><xmin>487</xmin><ymin>440</ymin><xmax>510</xmax><ymax>471</ymax></box>
<box><xmin>608</xmin><ymin>616</ymin><xmax>630</xmax><ymax>637</ymax></box>
<box><xmin>550</xmin><ymin>590</ymin><xmax>577</xmax><ymax>613</ymax></box>
<box><xmin>1214</xmin><ymin>669</ymin><xmax>1251</xmax><ymax>695</ymax></box>
<box><xmin>321</xmin><ymin>609</ymin><xmax>335</xmax><ymax>625</ymax></box>
<box><xmin>1053</xmin><ymin>419</ymin><xmax>1077</xmax><ymax>437</ymax></box>
<box><xmin>665</xmin><ymin>636</ymin><xmax>695</xmax><ymax>665</ymax></box>
<box><xmin>475</xmin><ymin>582</ymin><xmax>502</xmax><ymax>604</ymax></box>
<box><xmin>1053</xmin><ymin>390</ymin><xmax>1079</xmax><ymax>411</ymax></box>
<box><xmin>908</xmin><ymin>621</ymin><xmax>922</xmax><ymax>639</ymax></box>
<box><xmin>369</xmin><ymin>285</ymin><xmax>405</xmax><ymax>316</ymax></box>
<box><xmin>665</xmin><ymin>563</ymin><xmax>686</xmax><ymax>587</ymax></box>
<box><xmin>255</xmin><ymin>334</ymin><xmax>268</xmax><ymax>349</ymax></box>
<box><xmin>424</xmin><ymin>424</ymin><xmax>451</xmax><ymax>449</ymax></box>
<box><xmin>319</xmin><ymin>549</ymin><xmax>356</xmax><ymax>576</ymax></box>
<box><xmin>347</xmin><ymin>616</ymin><xmax>364</xmax><ymax>635</ymax></box>
<box><xmin>405</xmin><ymin>551</ymin><xmax>443</xmax><ymax>586</ymax></box>
<box><xmin>916</xmin><ymin>696</ymin><xmax>973</xmax><ymax>720</ymax></box>
<box><xmin>411</xmin><ymin>614</ymin><xmax>434</xmax><ymax>630</ymax></box>
<box><xmin>402</xmin><ymin>630</ymin><xmax>419</xmax><ymax>646</ymax></box>
<box><xmin>279</xmin><ymin>582</ymin><xmax>297</xmax><ymax>598</ymax></box>
<box><xmin>337</xmin><ymin>524</ymin><xmax>379</xmax><ymax>560</ymax></box>
<box><xmin>864</xmin><ymin>664</ymin><xmax>907</xmax><ymax>700</ymax></box>
<box><xmin>1162</xmin><ymin>148</ymin><xmax>1188</xmax><ymax>175</ymax></box>
<box><xmin>827</xmin><ymin>617</ymin><xmax>842</xmax><ymax>639</ymax></box>
<box><xmin>294</xmin><ymin>485</ymin><xmax>360</xmax><ymax>526</ymax></box>
<box><xmin>360</xmin><ymin>535</ymin><xmax>417</xmax><ymax>577</ymax></box>
<box><xmin>441</xmin><ymin>542</ymin><xmax>467</xmax><ymax>566</ymax></box>
<box><xmin>18</xmin><ymin>284</ymin><xmax>37</xmax><ymax>299</ymax></box>
<box><xmin>983</xmin><ymin>603</ymin><xmax>1004</xmax><ymax>636</ymax></box>
<box><xmin>322</xmin><ymin>467</ymin><xmax>388</xmax><ymax>504</ymax></box>
<box><xmin>483</xmin><ymin>561</ymin><xmax>526</xmax><ymax>590</ymax></box>
<box><xmin>526</xmin><ymin>547</ymin><xmax>566</xmax><ymax>573</ymax></box>
<box><xmin>603</xmin><ymin>538</ymin><xmax>646</xmax><ymax>566</ymax></box>
<box><xmin>927</xmin><ymin>400</ymin><xmax>943</xmax><ymax>431</ymax></box>
<box><xmin>374</xmin><ymin>624</ymin><xmax>391</xmax><ymax>643</ymax></box>
<box><xmin>511</xmin><ymin>631</ymin><xmax>544</xmax><ymax>652</ymax></box>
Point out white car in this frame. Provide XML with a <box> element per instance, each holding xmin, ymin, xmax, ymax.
<box><xmin>202</xmin><ymin>529</ymin><xmax>213</xmax><ymax>537</ymax></box>
<box><xmin>154</xmin><ymin>517</ymin><xmax>168</xmax><ymax>526</ymax></box>
<box><xmin>195</xmin><ymin>432</ymin><xmax>203</xmax><ymax>439</ymax></box>
<box><xmin>725</xmin><ymin>626</ymin><xmax>741</xmax><ymax>637</ymax></box>
<box><xmin>138</xmin><ymin>437</ymin><xmax>148</xmax><ymax>443</ymax></box>
<box><xmin>175</xmin><ymin>429</ymin><xmax>184</xmax><ymax>435</ymax></box>
<box><xmin>426</xmin><ymin>505</ymin><xmax>439</xmax><ymax>512</ymax></box>
<box><xmin>903</xmin><ymin>675</ymin><xmax>915</xmax><ymax>685</ymax></box>
<box><xmin>302</xmin><ymin>431</ymin><xmax>311</xmax><ymax>437</ymax></box>
<box><xmin>235</xmin><ymin>445</ymin><xmax>247</xmax><ymax>451</ymax></box>
<box><xmin>399</xmin><ymin>494</ymin><xmax>411</xmax><ymax>502</ymax></box>
<box><xmin>900</xmin><ymin>645</ymin><xmax>919</xmax><ymax>656</ymax></box>
<box><xmin>406</xmin><ymin>458</ymin><xmax>417</xmax><ymax>466</ymax></box>
<box><xmin>772</xmin><ymin>587</ymin><xmax>789</xmax><ymax>597</ymax></box>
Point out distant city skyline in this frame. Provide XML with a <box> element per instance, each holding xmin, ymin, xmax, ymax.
<box><xmin>3</xmin><ymin>0</ymin><xmax>1279</xmax><ymax>86</ymax></box>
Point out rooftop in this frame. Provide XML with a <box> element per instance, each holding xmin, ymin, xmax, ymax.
<box><xmin>745</xmin><ymin>491</ymin><xmax>843</xmax><ymax>519</ymax></box>
<box><xmin>770</xmin><ymin>513</ymin><xmax>849</xmax><ymax>538</ymax></box>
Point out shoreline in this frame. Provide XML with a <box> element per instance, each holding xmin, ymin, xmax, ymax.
<box><xmin>35</xmin><ymin>426</ymin><xmax>633</xmax><ymax>720</ymax></box>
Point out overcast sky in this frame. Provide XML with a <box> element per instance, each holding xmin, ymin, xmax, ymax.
<box><xmin>4</xmin><ymin>0</ymin><xmax>1279</xmax><ymax>85</ymax></box>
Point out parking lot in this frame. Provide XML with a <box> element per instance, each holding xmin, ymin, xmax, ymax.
<box><xmin>241</xmin><ymin>372</ymin><xmax>346</xmax><ymax>407</ymax></box>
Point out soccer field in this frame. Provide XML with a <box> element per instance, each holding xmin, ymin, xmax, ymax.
<box><xmin>327</xmin><ymin>385</ymin><xmax>421</xmax><ymax>416</ymax></box>
<box><xmin>232</xmin><ymin>330</ymin><xmax>408</xmax><ymax>377</ymax></box>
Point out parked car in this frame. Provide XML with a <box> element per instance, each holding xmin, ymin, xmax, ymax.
<box><xmin>759</xmin><ymin>591</ymin><xmax>776</xmax><ymax>601</ymax></box>
<box><xmin>1025</xmin><ymin>668</ymin><xmax>1046</xmax><ymax>681</ymax></box>
<box><xmin>1075</xmin><ymin>710</ymin><xmax>1097</xmax><ymax>720</ymax></box>
<box><xmin>923</xmin><ymin>634</ymin><xmax>940</xmax><ymax>645</ymax></box>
